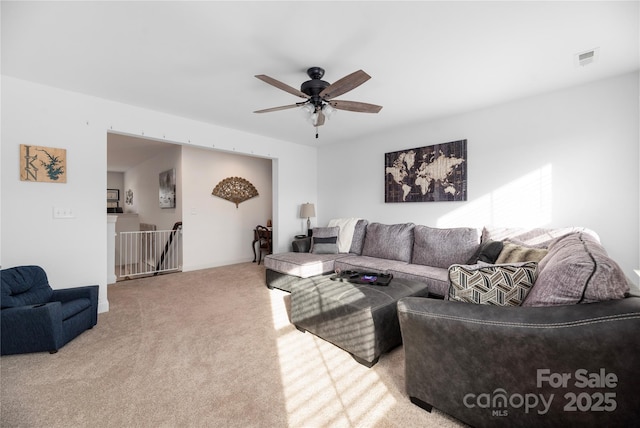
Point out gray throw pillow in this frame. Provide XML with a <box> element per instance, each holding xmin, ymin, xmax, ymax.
<box><xmin>466</xmin><ymin>239</ymin><xmax>504</xmax><ymax>264</ymax></box>
<box><xmin>311</xmin><ymin>236</ymin><xmax>339</xmax><ymax>254</ymax></box>
<box><xmin>312</xmin><ymin>226</ymin><xmax>340</xmax><ymax>239</ymax></box>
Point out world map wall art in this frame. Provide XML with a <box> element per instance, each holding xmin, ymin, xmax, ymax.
<box><xmin>385</xmin><ymin>139</ymin><xmax>467</xmax><ymax>203</ymax></box>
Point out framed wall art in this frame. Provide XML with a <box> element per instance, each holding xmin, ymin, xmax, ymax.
<box><xmin>159</xmin><ymin>169</ymin><xmax>176</xmax><ymax>209</ymax></box>
<box><xmin>107</xmin><ymin>189</ymin><xmax>120</xmax><ymax>202</ymax></box>
<box><xmin>385</xmin><ymin>139</ymin><xmax>467</xmax><ymax>203</ymax></box>
<box><xmin>20</xmin><ymin>144</ymin><xmax>67</xmax><ymax>183</ymax></box>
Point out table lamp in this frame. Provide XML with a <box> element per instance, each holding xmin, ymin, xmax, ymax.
<box><xmin>300</xmin><ymin>203</ymin><xmax>316</xmax><ymax>237</ymax></box>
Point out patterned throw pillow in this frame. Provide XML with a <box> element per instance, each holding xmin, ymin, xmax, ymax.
<box><xmin>448</xmin><ymin>262</ymin><xmax>538</xmax><ymax>306</ymax></box>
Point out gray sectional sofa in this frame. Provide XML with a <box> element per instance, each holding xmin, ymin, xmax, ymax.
<box><xmin>265</xmin><ymin>219</ymin><xmax>640</xmax><ymax>426</ymax></box>
<box><xmin>265</xmin><ymin>219</ymin><xmax>631</xmax><ymax>303</ymax></box>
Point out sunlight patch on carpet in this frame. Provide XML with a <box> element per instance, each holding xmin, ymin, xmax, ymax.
<box><xmin>269</xmin><ymin>290</ymin><xmax>396</xmax><ymax>427</ymax></box>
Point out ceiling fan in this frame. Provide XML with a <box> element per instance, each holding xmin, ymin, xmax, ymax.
<box><xmin>254</xmin><ymin>67</ymin><xmax>382</xmax><ymax>138</ymax></box>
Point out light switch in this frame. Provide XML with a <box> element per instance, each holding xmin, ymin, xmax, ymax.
<box><xmin>53</xmin><ymin>207</ymin><xmax>75</xmax><ymax>219</ymax></box>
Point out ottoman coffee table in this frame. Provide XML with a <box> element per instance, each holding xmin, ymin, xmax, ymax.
<box><xmin>290</xmin><ymin>273</ymin><xmax>429</xmax><ymax>367</ymax></box>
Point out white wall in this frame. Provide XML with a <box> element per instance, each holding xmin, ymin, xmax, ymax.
<box><xmin>182</xmin><ymin>146</ymin><xmax>272</xmax><ymax>270</ymax></box>
<box><xmin>122</xmin><ymin>143</ymin><xmax>183</xmax><ymax>230</ymax></box>
<box><xmin>318</xmin><ymin>72</ymin><xmax>640</xmax><ymax>284</ymax></box>
<box><xmin>1</xmin><ymin>76</ymin><xmax>318</xmax><ymax>312</ymax></box>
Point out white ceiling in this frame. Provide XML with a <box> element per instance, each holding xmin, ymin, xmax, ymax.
<box><xmin>2</xmin><ymin>1</ymin><xmax>638</xmax><ymax>170</ymax></box>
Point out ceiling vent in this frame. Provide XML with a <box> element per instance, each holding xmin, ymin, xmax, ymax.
<box><xmin>576</xmin><ymin>48</ymin><xmax>599</xmax><ymax>67</ymax></box>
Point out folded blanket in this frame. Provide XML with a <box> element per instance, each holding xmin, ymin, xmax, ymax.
<box><xmin>328</xmin><ymin>217</ymin><xmax>362</xmax><ymax>253</ymax></box>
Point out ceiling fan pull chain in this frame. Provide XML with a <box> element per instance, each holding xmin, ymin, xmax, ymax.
<box><xmin>315</xmin><ymin>127</ymin><xmax>319</xmax><ymax>139</ymax></box>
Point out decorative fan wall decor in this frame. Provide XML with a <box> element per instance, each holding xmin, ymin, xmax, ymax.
<box><xmin>212</xmin><ymin>177</ymin><xmax>259</xmax><ymax>208</ymax></box>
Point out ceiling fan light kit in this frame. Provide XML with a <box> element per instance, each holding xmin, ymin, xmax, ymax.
<box><xmin>254</xmin><ymin>67</ymin><xmax>382</xmax><ymax>138</ymax></box>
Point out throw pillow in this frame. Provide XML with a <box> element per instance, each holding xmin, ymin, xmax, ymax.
<box><xmin>466</xmin><ymin>239</ymin><xmax>504</xmax><ymax>264</ymax></box>
<box><xmin>448</xmin><ymin>262</ymin><xmax>538</xmax><ymax>306</ymax></box>
<box><xmin>312</xmin><ymin>226</ymin><xmax>340</xmax><ymax>239</ymax></box>
<box><xmin>310</xmin><ymin>236</ymin><xmax>339</xmax><ymax>254</ymax></box>
<box><xmin>309</xmin><ymin>226</ymin><xmax>340</xmax><ymax>253</ymax></box>
<box><xmin>495</xmin><ymin>242</ymin><xmax>548</xmax><ymax>264</ymax></box>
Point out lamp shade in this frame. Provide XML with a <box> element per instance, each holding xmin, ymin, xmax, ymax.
<box><xmin>300</xmin><ymin>203</ymin><xmax>315</xmax><ymax>218</ymax></box>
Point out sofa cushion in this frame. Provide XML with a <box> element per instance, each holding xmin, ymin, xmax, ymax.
<box><xmin>523</xmin><ymin>233</ymin><xmax>630</xmax><ymax>306</ymax></box>
<box><xmin>264</xmin><ymin>252</ymin><xmax>348</xmax><ymax>278</ymax></box>
<box><xmin>362</xmin><ymin>223</ymin><xmax>415</xmax><ymax>263</ymax></box>
<box><xmin>349</xmin><ymin>219</ymin><xmax>369</xmax><ymax>255</ymax></box>
<box><xmin>412</xmin><ymin>225</ymin><xmax>480</xmax><ymax>268</ymax></box>
<box><xmin>311</xmin><ymin>236</ymin><xmax>338</xmax><ymax>254</ymax></box>
<box><xmin>389</xmin><ymin>263</ymin><xmax>450</xmax><ymax>298</ymax></box>
<box><xmin>448</xmin><ymin>262</ymin><xmax>538</xmax><ymax>306</ymax></box>
<box><xmin>482</xmin><ymin>226</ymin><xmax>599</xmax><ymax>248</ymax></box>
<box><xmin>1</xmin><ymin>265</ymin><xmax>54</xmax><ymax>308</ymax></box>
<box><xmin>61</xmin><ymin>298</ymin><xmax>91</xmax><ymax>320</ymax></box>
<box><xmin>333</xmin><ymin>255</ymin><xmax>409</xmax><ymax>275</ymax></box>
<box><xmin>495</xmin><ymin>242</ymin><xmax>548</xmax><ymax>264</ymax></box>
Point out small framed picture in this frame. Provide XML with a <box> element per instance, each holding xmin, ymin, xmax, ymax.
<box><xmin>20</xmin><ymin>144</ymin><xmax>67</xmax><ymax>183</ymax></box>
<box><xmin>107</xmin><ymin>189</ymin><xmax>120</xmax><ymax>202</ymax></box>
<box><xmin>159</xmin><ymin>169</ymin><xmax>176</xmax><ymax>209</ymax></box>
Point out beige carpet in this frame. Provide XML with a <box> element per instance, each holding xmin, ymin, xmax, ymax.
<box><xmin>1</xmin><ymin>263</ymin><xmax>465</xmax><ymax>427</ymax></box>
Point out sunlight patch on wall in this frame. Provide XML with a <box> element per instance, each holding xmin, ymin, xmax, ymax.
<box><xmin>438</xmin><ymin>164</ymin><xmax>552</xmax><ymax>228</ymax></box>
<box><xmin>268</xmin><ymin>290</ymin><xmax>396</xmax><ymax>426</ymax></box>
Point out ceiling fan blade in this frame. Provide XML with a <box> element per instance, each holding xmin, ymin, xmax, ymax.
<box><xmin>319</xmin><ymin>70</ymin><xmax>371</xmax><ymax>100</ymax></box>
<box><xmin>315</xmin><ymin>111</ymin><xmax>326</xmax><ymax>126</ymax></box>
<box><xmin>329</xmin><ymin>100</ymin><xmax>383</xmax><ymax>113</ymax></box>
<box><xmin>253</xmin><ymin>104</ymin><xmax>300</xmax><ymax>113</ymax></box>
<box><xmin>255</xmin><ymin>74</ymin><xmax>308</xmax><ymax>99</ymax></box>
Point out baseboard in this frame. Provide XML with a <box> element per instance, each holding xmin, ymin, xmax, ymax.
<box><xmin>98</xmin><ymin>299</ymin><xmax>110</xmax><ymax>314</ymax></box>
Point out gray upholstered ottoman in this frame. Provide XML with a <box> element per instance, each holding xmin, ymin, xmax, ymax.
<box><xmin>290</xmin><ymin>275</ymin><xmax>430</xmax><ymax>367</ymax></box>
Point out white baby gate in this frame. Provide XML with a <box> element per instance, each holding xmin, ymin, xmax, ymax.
<box><xmin>118</xmin><ymin>223</ymin><xmax>182</xmax><ymax>279</ymax></box>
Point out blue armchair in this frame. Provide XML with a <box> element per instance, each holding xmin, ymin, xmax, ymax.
<box><xmin>1</xmin><ymin>265</ymin><xmax>98</xmax><ymax>355</ymax></box>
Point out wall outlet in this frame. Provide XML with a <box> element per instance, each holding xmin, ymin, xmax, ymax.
<box><xmin>53</xmin><ymin>207</ymin><xmax>75</xmax><ymax>219</ymax></box>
